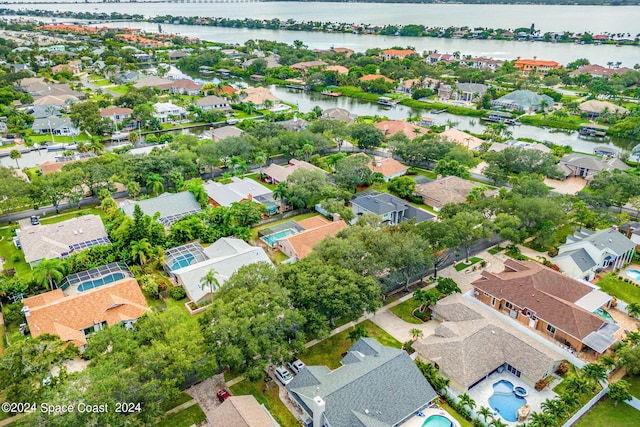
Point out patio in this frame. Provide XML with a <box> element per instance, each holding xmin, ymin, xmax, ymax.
<box><xmin>467</xmin><ymin>370</ymin><xmax>557</xmax><ymax>426</ymax></box>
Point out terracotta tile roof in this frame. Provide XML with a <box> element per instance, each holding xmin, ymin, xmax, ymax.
<box><xmin>367</xmin><ymin>157</ymin><xmax>408</xmax><ymax>178</ymax></box>
<box><xmin>280</xmin><ymin>220</ymin><xmax>347</xmax><ymax>259</ymax></box>
<box><xmin>440</xmin><ymin>128</ymin><xmax>484</xmax><ymax>150</ymax></box>
<box><xmin>472</xmin><ymin>260</ymin><xmax>606</xmax><ymax>340</ymax></box>
<box><xmin>515</xmin><ymin>59</ymin><xmax>561</xmax><ymax>68</ymax></box>
<box><xmin>375</xmin><ymin>120</ymin><xmax>425</xmax><ymax>139</ymax></box>
<box><xmin>359</xmin><ymin>74</ymin><xmax>393</xmax><ymax>82</ymax></box>
<box><xmin>297</xmin><ymin>215</ymin><xmax>331</xmax><ymax>230</ymax></box>
<box><xmin>383</xmin><ymin>49</ymin><xmax>417</xmax><ymax>57</ymax></box>
<box><xmin>325</xmin><ymin>65</ymin><xmax>349</xmax><ymax>74</ymax></box>
<box><xmin>23</xmin><ymin>277</ymin><xmax>149</xmax><ymax>346</ymax></box>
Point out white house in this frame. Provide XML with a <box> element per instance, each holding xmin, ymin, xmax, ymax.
<box><xmin>152</xmin><ymin>102</ymin><xmax>186</xmax><ymax>123</ymax></box>
<box><xmin>32</xmin><ymin>117</ymin><xmax>80</xmax><ymax>136</ymax></box>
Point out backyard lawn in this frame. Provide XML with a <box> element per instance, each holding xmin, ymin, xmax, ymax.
<box><xmin>229</xmin><ymin>378</ymin><xmax>299</xmax><ymax>427</ymax></box>
<box><xmin>389</xmin><ymin>297</ymin><xmax>423</xmax><ymax>324</ymax></box>
<box><xmin>0</xmin><ymin>225</ymin><xmax>31</xmax><ymax>278</ymax></box>
<box><xmin>596</xmin><ymin>273</ymin><xmax>640</xmax><ymax>305</ymax></box>
<box><xmin>299</xmin><ymin>319</ymin><xmax>402</xmax><ymax>370</ymax></box>
<box><xmin>623</xmin><ymin>374</ymin><xmax>640</xmax><ymax>398</ymax></box>
<box><xmin>155</xmin><ymin>403</ymin><xmax>206</xmax><ymax>427</ymax></box>
<box><xmin>574</xmin><ymin>397</ymin><xmax>639</xmax><ymax>427</ymax></box>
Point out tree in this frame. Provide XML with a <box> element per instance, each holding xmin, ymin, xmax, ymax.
<box><xmin>69</xmin><ymin>101</ymin><xmax>107</xmax><ymax>135</ymax></box>
<box><xmin>146</xmin><ymin>173</ymin><xmax>165</xmax><ymax>196</ymax></box>
<box><xmin>130</xmin><ymin>238</ymin><xmax>153</xmax><ymax>265</ymax></box>
<box><xmin>200</xmin><ymin>269</ymin><xmax>220</xmax><ymax>305</ymax></box>
<box><xmin>272</xmin><ymin>182</ymin><xmax>289</xmax><ymax>210</ymax></box>
<box><xmin>286</xmin><ymin>168</ymin><xmax>335</xmax><ymax>208</ymax></box>
<box><xmin>627</xmin><ymin>302</ymin><xmax>640</xmax><ymax>319</ymax></box>
<box><xmin>444</xmin><ymin>211</ymin><xmax>491</xmax><ymax>262</ymax></box>
<box><xmin>529</xmin><ymin>411</ymin><xmax>556</xmax><ymax>427</ymax></box>
<box><xmin>434</xmin><ymin>159</ymin><xmax>471</xmax><ymax>179</ymax></box>
<box><xmin>387</xmin><ymin>176</ymin><xmax>416</xmax><ymax>199</ymax></box>
<box><xmin>349</xmin><ymin>122</ymin><xmax>384</xmax><ymax>152</ymax></box>
<box><xmin>477</xmin><ymin>406</ymin><xmax>493</xmax><ymax>423</ymax></box>
<box><xmin>33</xmin><ymin>258</ymin><xmax>66</xmax><ymax>290</ymax></box>
<box><xmin>436</xmin><ymin>277</ymin><xmax>461</xmax><ymax>296</ymax></box>
<box><xmin>458</xmin><ymin>393</ymin><xmax>476</xmax><ymax>411</ymax></box>
<box><xmin>581</xmin><ymin>362</ymin><xmax>607</xmax><ymax>389</ymax></box>
<box><xmin>9</xmin><ymin>149</ymin><xmax>21</xmax><ymax>168</ymax></box>
<box><xmin>565</xmin><ymin>377</ymin><xmax>590</xmax><ymax>395</ymax></box>
<box><xmin>609</xmin><ymin>380</ymin><xmax>632</xmax><ymax>406</ymax></box>
<box><xmin>126</xmin><ymin>181</ymin><xmax>140</xmax><ymax>200</ymax></box>
<box><xmin>334</xmin><ymin>154</ymin><xmax>373</xmax><ymax>190</ymax></box>
<box><xmin>413</xmin><ymin>289</ymin><xmax>439</xmax><ymax>312</ymax></box>
<box><xmin>409</xmin><ymin>328</ymin><xmax>423</xmax><ymax>341</ymax></box>
<box><xmin>348</xmin><ymin>325</ymin><xmax>368</xmax><ymax>343</ymax></box>
<box><xmin>617</xmin><ymin>345</ymin><xmax>640</xmax><ymax>375</ymax></box>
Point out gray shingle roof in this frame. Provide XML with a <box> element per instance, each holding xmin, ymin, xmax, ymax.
<box><xmin>553</xmin><ymin>248</ymin><xmax>597</xmax><ymax>273</ymax></box>
<box><xmin>579</xmin><ymin>227</ymin><xmax>636</xmax><ymax>256</ymax></box>
<box><xmin>287</xmin><ymin>338</ymin><xmax>437</xmax><ymax>427</ymax></box>
<box><xmin>119</xmin><ymin>192</ymin><xmax>201</xmax><ymax>226</ymax></box>
<box><xmin>493</xmin><ymin>90</ymin><xmax>554</xmax><ymax>110</ymax></box>
<box><xmin>351</xmin><ymin>192</ymin><xmax>435</xmax><ymax>224</ymax></box>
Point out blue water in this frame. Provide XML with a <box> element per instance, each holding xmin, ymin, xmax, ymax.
<box><xmin>78</xmin><ymin>273</ymin><xmax>126</xmax><ymax>292</ymax></box>
<box><xmin>594</xmin><ymin>307</ymin><xmax>617</xmax><ymax>323</ymax></box>
<box><xmin>422</xmin><ymin>415</ymin><xmax>453</xmax><ymax>427</ymax></box>
<box><xmin>171</xmin><ymin>253</ymin><xmax>195</xmax><ymax>271</ymax></box>
<box><xmin>626</xmin><ymin>269</ymin><xmax>640</xmax><ymax>281</ymax></box>
<box><xmin>262</xmin><ymin>229</ymin><xmax>296</xmax><ymax>246</ymax></box>
<box><xmin>488</xmin><ymin>380</ymin><xmax>527</xmax><ymax>422</ymax></box>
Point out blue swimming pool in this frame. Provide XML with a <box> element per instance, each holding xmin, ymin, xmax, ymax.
<box><xmin>594</xmin><ymin>307</ymin><xmax>617</xmax><ymax>323</ymax></box>
<box><xmin>77</xmin><ymin>273</ymin><xmax>126</xmax><ymax>292</ymax></box>
<box><xmin>488</xmin><ymin>380</ymin><xmax>527</xmax><ymax>422</ymax></box>
<box><xmin>626</xmin><ymin>269</ymin><xmax>640</xmax><ymax>281</ymax></box>
<box><xmin>422</xmin><ymin>415</ymin><xmax>453</xmax><ymax>427</ymax></box>
<box><xmin>262</xmin><ymin>229</ymin><xmax>297</xmax><ymax>246</ymax></box>
<box><xmin>171</xmin><ymin>253</ymin><xmax>196</xmax><ymax>271</ymax></box>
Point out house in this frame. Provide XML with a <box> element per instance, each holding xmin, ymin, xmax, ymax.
<box><xmin>455</xmin><ymin>83</ymin><xmax>488</xmax><ymax>102</ymax></box>
<box><xmin>440</xmin><ymin>127</ymin><xmax>484</xmax><ymax>150</ymax></box>
<box><xmin>557</xmin><ymin>153</ymin><xmax>629</xmax><ymax>181</ymax></box>
<box><xmin>416</xmin><ymin>176</ymin><xmax>497</xmax><ymax>211</ymax></box>
<box><xmin>287</xmin><ymin>338</ymin><xmax>438</xmax><ymax>427</ymax></box>
<box><xmin>120</xmin><ymin>192</ymin><xmax>202</xmax><ymax>226</ymax></box>
<box><xmin>324</xmin><ymin>65</ymin><xmax>349</xmax><ymax>74</ymax></box>
<box><xmin>290</xmin><ymin>60</ymin><xmax>327</xmax><ymax>72</ymax></box>
<box><xmin>593</xmin><ymin>146</ymin><xmax>619</xmax><ymax>157</ymax></box>
<box><xmin>382</xmin><ymin>49</ymin><xmax>417</xmax><ymax>60</ymax></box>
<box><xmin>203</xmin><ymin>177</ymin><xmax>275</xmax><ymax>210</ymax></box>
<box><xmin>26</xmin><ymin>105</ymin><xmax>62</xmax><ymax>119</ymax></box>
<box><xmin>366</xmin><ymin>156</ymin><xmax>409</xmax><ymax>181</ymax></box>
<box><xmin>569</xmin><ymin>64</ymin><xmax>633</xmax><ymax>78</ymax></box>
<box><xmin>492</xmin><ymin>90</ymin><xmax>554</xmax><ymax>112</ymax></box>
<box><xmin>22</xmin><ymin>277</ymin><xmax>149</xmax><ymax>349</ymax></box>
<box><xmin>395</xmin><ymin>78</ymin><xmax>422</xmax><ymax>95</ymax></box>
<box><xmin>116</xmin><ymin>71</ymin><xmax>142</xmax><ymax>84</ymax></box>
<box><xmin>51</xmin><ymin>61</ymin><xmax>82</xmax><ymax>76</ymax></box>
<box><xmin>18</xmin><ymin>215</ymin><xmax>110</xmax><ymax>267</ymax></box>
<box><xmin>350</xmin><ymin>191</ymin><xmax>435</xmax><ymax>225</ymax></box>
<box><xmin>242</xmin><ymin>54</ymin><xmax>281</xmax><ymax>70</ymax></box>
<box><xmin>100</xmin><ymin>107</ymin><xmax>133</xmax><ymax>124</ymax></box>
<box><xmin>210</xmin><ymin>395</ymin><xmax>279</xmax><ymax>427</ymax></box>
<box><xmin>133</xmin><ymin>76</ymin><xmax>172</xmax><ymax>89</ymax></box>
<box><xmin>156</xmin><ymin>78</ymin><xmax>201</xmax><ymax>96</ymax></box>
<box><xmin>375</xmin><ymin>120</ymin><xmax>425</xmax><ymax>140</ymax></box>
<box><xmin>277</xmin><ymin>117</ymin><xmax>309</xmax><ymax>132</ymax></box>
<box><xmin>415</xmin><ymin>293</ymin><xmax>564</xmax><ymax>391</ymax></box>
<box><xmin>472</xmin><ymin>259</ymin><xmax>619</xmax><ymax>354</ymax></box>
<box><xmin>359</xmin><ymin>74</ymin><xmax>393</xmax><ymax>83</ymax></box>
<box><xmin>553</xmin><ymin>227</ymin><xmax>636</xmax><ymax>280</ymax></box>
<box><xmin>465</xmin><ymin>57</ymin><xmax>504</xmax><ymax>71</ymax></box>
<box><xmin>438</xmin><ymin>84</ymin><xmax>453</xmax><ymax>100</ymax></box>
<box><xmin>426</xmin><ymin>53</ymin><xmax>454</xmax><ymax>64</ymax></box>
<box><xmin>623</xmin><ymin>222</ymin><xmax>640</xmax><ymax>247</ymax></box>
<box><xmin>262</xmin><ymin>159</ymin><xmax>325</xmax><ymax>185</ymax></box>
<box><xmin>579</xmin><ymin>100</ymin><xmax>629</xmax><ymax>118</ymax></box>
<box><xmin>321</xmin><ymin>107</ymin><xmax>356</xmax><ymax>124</ymax></box>
<box><xmin>168</xmin><ymin>238</ymin><xmax>272</xmax><ymax>306</ymax></box>
<box><xmin>514</xmin><ymin>58</ymin><xmax>561</xmax><ymax>75</ymax></box>
<box><xmin>152</xmin><ymin>102</ymin><xmax>186</xmax><ymax>123</ymax></box>
<box><xmin>17</xmin><ymin>78</ymin><xmax>82</xmax><ymax>98</ymax></box>
<box><xmin>195</xmin><ymin>95</ymin><xmax>231</xmax><ymax>112</ymax></box>
<box><xmin>276</xmin><ymin>216</ymin><xmax>348</xmax><ymax>260</ymax></box>
<box><xmin>32</xmin><ymin>117</ymin><xmax>80</xmax><ymax>136</ymax></box>
<box><xmin>488</xmin><ymin>140</ymin><xmax>551</xmax><ymax>154</ymax></box>
<box><xmin>38</xmin><ymin>154</ymin><xmax>94</xmax><ymax>175</ymax></box>
<box><xmin>241</xmin><ymin>87</ymin><xmax>279</xmax><ymax>109</ymax></box>
<box><xmin>210</xmin><ymin>125</ymin><xmax>244</xmax><ymax>142</ymax></box>
<box><xmin>168</xmin><ymin>50</ymin><xmax>189</xmax><ymax>61</ymax></box>
<box><xmin>33</xmin><ymin>95</ymin><xmax>80</xmax><ymax>108</ymax></box>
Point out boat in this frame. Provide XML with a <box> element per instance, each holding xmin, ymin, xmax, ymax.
<box><xmin>47</xmin><ymin>143</ymin><xmax>77</xmax><ymax>152</ymax></box>
<box><xmin>321</xmin><ymin>90</ymin><xmax>342</xmax><ymax>97</ymax></box>
<box><xmin>578</xmin><ymin>123</ymin><xmax>608</xmax><ymax>138</ymax></box>
<box><xmin>110</xmin><ymin>131</ymin><xmax>129</xmax><ymax>142</ymax></box>
<box><xmin>429</xmin><ymin>108</ymin><xmax>447</xmax><ymax>114</ymax></box>
<box><xmin>378</xmin><ymin>97</ymin><xmax>399</xmax><ymax>107</ymax></box>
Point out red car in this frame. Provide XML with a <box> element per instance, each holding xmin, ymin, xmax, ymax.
<box><xmin>216</xmin><ymin>389</ymin><xmax>231</xmax><ymax>402</ymax></box>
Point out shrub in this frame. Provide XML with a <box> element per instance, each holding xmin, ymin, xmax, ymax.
<box><xmin>547</xmin><ymin>247</ymin><xmax>559</xmax><ymax>257</ymax></box>
<box><xmin>139</xmin><ymin>274</ymin><xmax>160</xmax><ymax>299</ymax></box>
<box><xmin>535</xmin><ymin>378</ymin><xmax>550</xmax><ymax>391</ymax></box>
<box><xmin>3</xmin><ymin>301</ymin><xmax>26</xmax><ymax>325</ymax></box>
<box><xmin>169</xmin><ymin>286</ymin><xmax>186</xmax><ymax>300</ymax></box>
<box><xmin>11</xmin><ymin>253</ymin><xmax>20</xmax><ymax>263</ymax></box>
<box><xmin>556</xmin><ymin>361</ymin><xmax>570</xmax><ymax>375</ymax></box>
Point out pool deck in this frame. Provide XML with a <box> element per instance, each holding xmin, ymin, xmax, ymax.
<box><xmin>401</xmin><ymin>407</ymin><xmax>461</xmax><ymax>427</ymax></box>
<box><xmin>467</xmin><ymin>371</ymin><xmax>557</xmax><ymax>426</ymax></box>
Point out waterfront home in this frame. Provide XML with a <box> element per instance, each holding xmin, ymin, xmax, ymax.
<box><xmin>168</xmin><ymin>50</ymin><xmax>189</xmax><ymax>60</ymax></box>
<box><xmin>210</xmin><ymin>395</ymin><xmax>279</xmax><ymax>427</ymax></box>
<box><xmin>156</xmin><ymin>78</ymin><xmax>201</xmax><ymax>96</ymax></box>
<box><xmin>120</xmin><ymin>191</ymin><xmax>201</xmax><ymax>226</ymax></box>
<box><xmin>276</xmin><ymin>216</ymin><xmax>348</xmax><ymax>260</ymax></box>
<box><xmin>492</xmin><ymin>90</ymin><xmax>554</xmax><ymax>112</ymax></box>
<box><xmin>472</xmin><ymin>259</ymin><xmax>619</xmax><ymax>354</ymax></box>
<box><xmin>395</xmin><ymin>78</ymin><xmax>422</xmax><ymax>95</ymax></box>
<box><xmin>488</xmin><ymin>140</ymin><xmax>551</xmax><ymax>154</ymax></box>
<box><xmin>414</xmin><ymin>293</ymin><xmax>564</xmax><ymax>391</ymax></box>
<box><xmin>375</xmin><ymin>120</ymin><xmax>425</xmax><ymax>139</ymax></box>
<box><xmin>152</xmin><ymin>102</ymin><xmax>186</xmax><ymax>123</ymax></box>
<box><xmin>195</xmin><ymin>95</ymin><xmax>231</xmax><ymax>112</ymax></box>
<box><xmin>465</xmin><ymin>56</ymin><xmax>504</xmax><ymax>71</ymax></box>
<box><xmin>440</xmin><ymin>127</ymin><xmax>484</xmax><ymax>150</ymax></box>
<box><xmin>133</xmin><ymin>76</ymin><xmax>172</xmax><ymax>89</ymax></box>
<box><xmin>287</xmin><ymin>338</ymin><xmax>438</xmax><ymax>427</ymax></box>
<box><xmin>366</xmin><ymin>156</ymin><xmax>409</xmax><ymax>182</ymax></box>
<box><xmin>18</xmin><ymin>215</ymin><xmax>110</xmax><ymax>267</ymax></box>
<box><xmin>557</xmin><ymin>153</ymin><xmax>629</xmax><ymax>182</ymax></box>
<box><xmin>350</xmin><ymin>191</ymin><xmax>435</xmax><ymax>226</ymax></box>
<box><xmin>382</xmin><ymin>48</ymin><xmax>417</xmax><ymax>60</ymax></box>
<box><xmin>38</xmin><ymin>154</ymin><xmax>94</xmax><ymax>175</ymax></box>
<box><xmin>290</xmin><ymin>60</ymin><xmax>327</xmax><ymax>72</ymax></box>
<box><xmin>262</xmin><ymin>159</ymin><xmax>325</xmax><ymax>185</ymax></box>
<box><xmin>359</xmin><ymin>74</ymin><xmax>394</xmax><ymax>83</ymax></box>
<box><xmin>32</xmin><ymin>117</ymin><xmax>80</xmax><ymax>136</ymax></box>
<box><xmin>242</xmin><ymin>53</ymin><xmax>281</xmax><ymax>69</ymax></box>
<box><xmin>553</xmin><ymin>227</ymin><xmax>636</xmax><ymax>280</ymax></box>
<box><xmin>569</xmin><ymin>64</ymin><xmax>633</xmax><ymax>78</ymax></box>
<box><xmin>202</xmin><ymin>177</ymin><xmax>274</xmax><ymax>209</ymax></box>
<box><xmin>210</xmin><ymin>125</ymin><xmax>244</xmax><ymax>142</ymax></box>
<box><xmin>321</xmin><ymin>107</ymin><xmax>356</xmax><ymax>124</ymax></box>
<box><xmin>415</xmin><ymin>176</ymin><xmax>498</xmax><ymax>211</ymax></box>
<box><xmin>514</xmin><ymin>58</ymin><xmax>561</xmax><ymax>75</ymax></box>
<box><xmin>578</xmin><ymin>100</ymin><xmax>629</xmax><ymax>118</ymax></box>
<box><xmin>240</xmin><ymin>87</ymin><xmax>279</xmax><ymax>109</ymax></box>
<box><xmin>426</xmin><ymin>53</ymin><xmax>454</xmax><ymax>64</ymax></box>
<box><xmin>100</xmin><ymin>107</ymin><xmax>133</xmax><ymax>125</ymax></box>
<box><xmin>22</xmin><ymin>277</ymin><xmax>149</xmax><ymax>349</ymax></box>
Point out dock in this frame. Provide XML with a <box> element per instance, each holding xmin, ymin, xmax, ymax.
<box><xmin>321</xmin><ymin>91</ymin><xmax>342</xmax><ymax>97</ymax></box>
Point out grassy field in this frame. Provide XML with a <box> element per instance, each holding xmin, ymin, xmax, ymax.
<box><xmin>28</xmin><ymin>133</ymin><xmax>91</xmax><ymax>144</ymax></box>
<box><xmin>455</xmin><ymin>257</ymin><xmax>483</xmax><ymax>271</ymax></box>
<box><xmin>92</xmin><ymin>79</ymin><xmax>112</xmax><ymax>87</ymax></box>
<box><xmin>299</xmin><ymin>319</ymin><xmax>402</xmax><ymax>370</ymax></box>
<box><xmin>574</xmin><ymin>397</ymin><xmax>639</xmax><ymax>427</ymax></box>
<box><xmin>109</xmin><ymin>85</ymin><xmax>130</xmax><ymax>95</ymax></box>
<box><xmin>389</xmin><ymin>297</ymin><xmax>423</xmax><ymax>324</ymax></box>
<box><xmin>230</xmin><ymin>378</ymin><xmax>299</xmax><ymax>427</ymax></box>
<box><xmin>596</xmin><ymin>273</ymin><xmax>640</xmax><ymax>305</ymax></box>
<box><xmin>0</xmin><ymin>225</ymin><xmax>31</xmax><ymax>278</ymax></box>
<box><xmin>623</xmin><ymin>374</ymin><xmax>640</xmax><ymax>398</ymax></box>
<box><xmin>155</xmin><ymin>403</ymin><xmax>206</xmax><ymax>427</ymax></box>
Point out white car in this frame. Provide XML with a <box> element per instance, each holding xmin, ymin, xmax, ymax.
<box><xmin>288</xmin><ymin>359</ymin><xmax>306</xmax><ymax>375</ymax></box>
<box><xmin>274</xmin><ymin>366</ymin><xmax>293</xmax><ymax>385</ymax></box>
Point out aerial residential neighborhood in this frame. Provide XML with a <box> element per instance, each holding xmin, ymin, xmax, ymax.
<box><xmin>0</xmin><ymin>4</ymin><xmax>639</xmax><ymax>427</ymax></box>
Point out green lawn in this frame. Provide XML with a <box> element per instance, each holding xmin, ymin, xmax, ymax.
<box><xmin>155</xmin><ymin>403</ymin><xmax>206</xmax><ymax>427</ymax></box>
<box><xmin>487</xmin><ymin>246</ymin><xmax>504</xmax><ymax>255</ymax></box>
<box><xmin>39</xmin><ymin>207</ymin><xmax>105</xmax><ymax>225</ymax></box>
<box><xmin>300</xmin><ymin>319</ymin><xmax>402</xmax><ymax>370</ymax></box>
<box><xmin>596</xmin><ymin>273</ymin><xmax>640</xmax><ymax>305</ymax></box>
<box><xmin>109</xmin><ymin>85</ymin><xmax>130</xmax><ymax>95</ymax></box>
<box><xmin>623</xmin><ymin>375</ymin><xmax>640</xmax><ymax>398</ymax></box>
<box><xmin>92</xmin><ymin>79</ymin><xmax>112</xmax><ymax>87</ymax></box>
<box><xmin>440</xmin><ymin>401</ymin><xmax>473</xmax><ymax>427</ymax></box>
<box><xmin>455</xmin><ymin>257</ymin><xmax>483</xmax><ymax>271</ymax></box>
<box><xmin>0</xmin><ymin>225</ymin><xmax>31</xmax><ymax>278</ymax></box>
<box><xmin>158</xmin><ymin>392</ymin><xmax>193</xmax><ymax>413</ymax></box>
<box><xmin>250</xmin><ymin>212</ymin><xmax>319</xmax><ymax>241</ymax></box>
<box><xmin>28</xmin><ymin>132</ymin><xmax>91</xmax><ymax>144</ymax></box>
<box><xmin>574</xmin><ymin>397</ymin><xmax>640</xmax><ymax>427</ymax></box>
<box><xmin>247</xmin><ymin>173</ymin><xmax>277</xmax><ymax>190</ymax></box>
<box><xmin>389</xmin><ymin>297</ymin><xmax>423</xmax><ymax>324</ymax></box>
<box><xmin>229</xmin><ymin>378</ymin><xmax>299</xmax><ymax>427</ymax></box>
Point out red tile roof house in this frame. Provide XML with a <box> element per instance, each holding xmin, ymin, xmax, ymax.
<box><xmin>367</xmin><ymin>156</ymin><xmax>409</xmax><ymax>182</ymax></box>
<box><xmin>359</xmin><ymin>74</ymin><xmax>394</xmax><ymax>83</ymax></box>
<box><xmin>375</xmin><ymin>120</ymin><xmax>426</xmax><ymax>140</ymax></box>
<box><xmin>290</xmin><ymin>60</ymin><xmax>327</xmax><ymax>72</ymax></box>
<box><xmin>382</xmin><ymin>49</ymin><xmax>418</xmax><ymax>61</ymax></box>
<box><xmin>276</xmin><ymin>216</ymin><xmax>348</xmax><ymax>260</ymax></box>
<box><xmin>472</xmin><ymin>260</ymin><xmax>619</xmax><ymax>354</ymax></box>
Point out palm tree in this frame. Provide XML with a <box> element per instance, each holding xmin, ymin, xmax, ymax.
<box><xmin>273</xmin><ymin>182</ymin><xmax>289</xmax><ymax>211</ymax></box>
<box><xmin>200</xmin><ymin>269</ymin><xmax>219</xmax><ymax>305</ymax></box>
<box><xmin>146</xmin><ymin>174</ymin><xmax>165</xmax><ymax>196</ymax></box>
<box><xmin>9</xmin><ymin>150</ymin><xmax>21</xmax><ymax>168</ymax></box>
<box><xmin>565</xmin><ymin>377</ymin><xmax>590</xmax><ymax>395</ymax></box>
<box><xmin>409</xmin><ymin>328</ymin><xmax>423</xmax><ymax>341</ymax></box>
<box><xmin>33</xmin><ymin>258</ymin><xmax>66</xmax><ymax>290</ymax></box>
<box><xmin>581</xmin><ymin>363</ymin><xmax>607</xmax><ymax>389</ymax></box>
<box><xmin>627</xmin><ymin>302</ymin><xmax>640</xmax><ymax>319</ymax></box>
<box><xmin>126</xmin><ymin>181</ymin><xmax>141</xmax><ymax>200</ymax></box>
<box><xmin>489</xmin><ymin>418</ymin><xmax>508</xmax><ymax>427</ymax></box>
<box><xmin>609</xmin><ymin>379</ymin><xmax>632</xmax><ymax>406</ymax></box>
<box><xmin>599</xmin><ymin>354</ymin><xmax>617</xmax><ymax>372</ymax></box>
<box><xmin>541</xmin><ymin>398</ymin><xmax>566</xmax><ymax>420</ymax></box>
<box><xmin>253</xmin><ymin>152</ymin><xmax>267</xmax><ymax>177</ymax></box>
<box><xmin>88</xmin><ymin>138</ymin><xmax>104</xmax><ymax>155</ymax></box>
<box><xmin>477</xmin><ymin>406</ymin><xmax>493</xmax><ymax>423</ymax></box>
<box><xmin>458</xmin><ymin>393</ymin><xmax>476</xmax><ymax>411</ymax></box>
<box><xmin>130</xmin><ymin>238</ymin><xmax>153</xmax><ymax>265</ymax></box>
<box><xmin>559</xmin><ymin>390</ymin><xmax>580</xmax><ymax>410</ymax></box>
<box><xmin>529</xmin><ymin>412</ymin><xmax>555</xmax><ymax>427</ymax></box>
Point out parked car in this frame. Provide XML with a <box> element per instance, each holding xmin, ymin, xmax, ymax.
<box><xmin>288</xmin><ymin>359</ymin><xmax>306</xmax><ymax>375</ymax></box>
<box><xmin>216</xmin><ymin>389</ymin><xmax>231</xmax><ymax>402</ymax></box>
<box><xmin>274</xmin><ymin>366</ymin><xmax>293</xmax><ymax>385</ymax></box>
<box><xmin>30</xmin><ymin>216</ymin><xmax>40</xmax><ymax>226</ymax></box>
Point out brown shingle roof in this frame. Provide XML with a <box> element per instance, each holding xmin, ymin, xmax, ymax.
<box><xmin>210</xmin><ymin>396</ymin><xmax>277</xmax><ymax>427</ymax></box>
<box><xmin>280</xmin><ymin>220</ymin><xmax>347</xmax><ymax>259</ymax></box>
<box><xmin>367</xmin><ymin>156</ymin><xmax>408</xmax><ymax>178</ymax></box>
<box><xmin>472</xmin><ymin>260</ymin><xmax>605</xmax><ymax>340</ymax></box>
<box><xmin>415</xmin><ymin>176</ymin><xmax>496</xmax><ymax>208</ymax></box>
<box><xmin>23</xmin><ymin>277</ymin><xmax>149</xmax><ymax>346</ymax></box>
